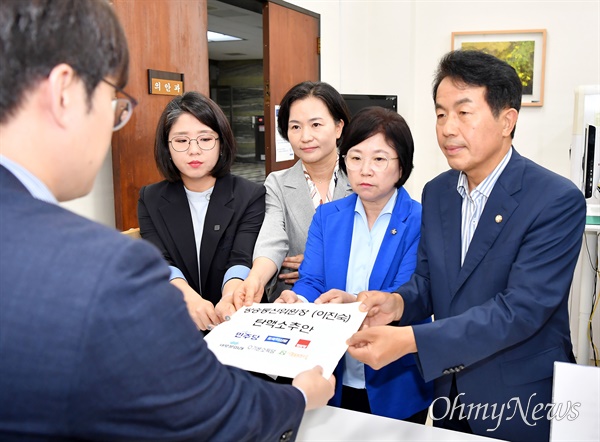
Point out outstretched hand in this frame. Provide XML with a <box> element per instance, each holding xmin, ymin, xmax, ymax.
<box><xmin>232</xmin><ymin>276</ymin><xmax>264</xmax><ymax>309</ymax></box>
<box><xmin>214</xmin><ymin>294</ymin><xmax>236</xmax><ymax>322</ymax></box>
<box><xmin>274</xmin><ymin>290</ymin><xmax>301</xmax><ymax>304</ymax></box>
<box><xmin>314</xmin><ymin>289</ymin><xmax>356</xmax><ymax>304</ymax></box>
<box><xmin>292</xmin><ymin>365</ymin><xmax>335</xmax><ymax>410</ymax></box>
<box><xmin>356</xmin><ymin>290</ymin><xmax>404</xmax><ymax>328</ymax></box>
<box><xmin>346</xmin><ymin>326</ymin><xmax>417</xmax><ymax>370</ymax></box>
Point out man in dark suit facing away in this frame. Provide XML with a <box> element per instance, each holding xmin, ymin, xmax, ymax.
<box><xmin>0</xmin><ymin>1</ymin><xmax>334</xmax><ymax>441</ymax></box>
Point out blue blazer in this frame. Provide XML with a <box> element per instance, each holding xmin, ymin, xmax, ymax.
<box><xmin>293</xmin><ymin>188</ymin><xmax>433</xmax><ymax>420</ymax></box>
<box><xmin>0</xmin><ymin>166</ymin><xmax>304</xmax><ymax>441</ymax></box>
<box><xmin>398</xmin><ymin>150</ymin><xmax>586</xmax><ymax>441</ymax></box>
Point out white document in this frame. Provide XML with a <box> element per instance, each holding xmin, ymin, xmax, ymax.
<box><xmin>204</xmin><ymin>302</ymin><xmax>367</xmax><ymax>379</ymax></box>
<box><xmin>274</xmin><ymin>105</ymin><xmax>295</xmax><ymax>162</ymax></box>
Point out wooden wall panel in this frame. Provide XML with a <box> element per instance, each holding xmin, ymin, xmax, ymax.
<box><xmin>263</xmin><ymin>1</ymin><xmax>320</xmax><ymax>175</ymax></box>
<box><xmin>111</xmin><ymin>0</ymin><xmax>209</xmax><ymax>230</ymax></box>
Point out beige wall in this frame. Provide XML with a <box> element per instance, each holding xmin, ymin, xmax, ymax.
<box><xmin>290</xmin><ymin>0</ymin><xmax>600</xmax><ymax>202</ymax></box>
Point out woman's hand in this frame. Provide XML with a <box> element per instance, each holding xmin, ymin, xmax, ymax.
<box><xmin>314</xmin><ymin>289</ymin><xmax>356</xmax><ymax>304</ymax></box>
<box><xmin>171</xmin><ymin>278</ymin><xmax>220</xmax><ymax>330</ymax></box>
<box><xmin>232</xmin><ymin>275</ymin><xmax>265</xmax><ymax>308</ymax></box>
<box><xmin>215</xmin><ymin>294</ymin><xmax>236</xmax><ymax>323</ymax></box>
<box><xmin>274</xmin><ymin>290</ymin><xmax>302</xmax><ymax>304</ymax></box>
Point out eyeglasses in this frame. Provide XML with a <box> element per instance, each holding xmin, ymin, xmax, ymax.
<box><xmin>169</xmin><ymin>134</ymin><xmax>219</xmax><ymax>152</ymax></box>
<box><xmin>343</xmin><ymin>153</ymin><xmax>399</xmax><ymax>172</ymax></box>
<box><xmin>102</xmin><ymin>79</ymin><xmax>138</xmax><ymax>131</ymax></box>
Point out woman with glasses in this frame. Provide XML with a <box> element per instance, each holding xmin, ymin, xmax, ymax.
<box><xmin>216</xmin><ymin>81</ymin><xmax>353</xmax><ymax>321</ymax></box>
<box><xmin>275</xmin><ymin>106</ymin><xmax>433</xmax><ymax>422</ymax></box>
<box><xmin>138</xmin><ymin>91</ymin><xmax>266</xmax><ymax>332</ymax></box>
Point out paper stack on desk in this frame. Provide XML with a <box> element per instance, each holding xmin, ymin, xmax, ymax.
<box><xmin>204</xmin><ymin>302</ymin><xmax>367</xmax><ymax>378</ymax></box>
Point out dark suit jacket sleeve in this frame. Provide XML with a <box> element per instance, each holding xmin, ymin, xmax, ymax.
<box><xmin>395</xmin><ymin>187</ymin><xmax>435</xmax><ymax>322</ymax></box>
<box><xmin>138</xmin><ymin>185</ymin><xmax>177</xmax><ymax>267</ymax></box>
<box><xmin>71</xmin><ymin>239</ymin><xmax>304</xmax><ymax>441</ymax></box>
<box><xmin>223</xmin><ymin>180</ymin><xmax>266</xmax><ymax>278</ymax></box>
<box><xmin>404</xmin><ymin>182</ymin><xmax>586</xmax><ymax>383</ymax></box>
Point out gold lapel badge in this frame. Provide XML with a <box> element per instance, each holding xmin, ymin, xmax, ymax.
<box><xmin>495</xmin><ymin>215</ymin><xmax>503</xmax><ymax>224</ymax></box>
<box><xmin>391</xmin><ymin>228</ymin><xmax>397</xmax><ymax>235</ymax></box>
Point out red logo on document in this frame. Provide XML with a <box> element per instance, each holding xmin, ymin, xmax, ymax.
<box><xmin>296</xmin><ymin>339</ymin><xmax>311</xmax><ymax>349</ymax></box>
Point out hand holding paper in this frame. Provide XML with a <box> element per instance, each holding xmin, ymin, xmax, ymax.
<box><xmin>356</xmin><ymin>290</ymin><xmax>405</xmax><ymax>328</ymax></box>
<box><xmin>204</xmin><ymin>302</ymin><xmax>367</xmax><ymax>378</ymax></box>
<box><xmin>346</xmin><ymin>325</ymin><xmax>417</xmax><ymax>370</ymax></box>
<box><xmin>292</xmin><ymin>366</ymin><xmax>336</xmax><ymax>410</ymax></box>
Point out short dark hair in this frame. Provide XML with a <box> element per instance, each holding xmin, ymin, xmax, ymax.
<box><xmin>0</xmin><ymin>0</ymin><xmax>129</xmax><ymax>124</ymax></box>
<box><xmin>339</xmin><ymin>106</ymin><xmax>414</xmax><ymax>188</ymax></box>
<box><xmin>432</xmin><ymin>50</ymin><xmax>522</xmax><ymax>138</ymax></box>
<box><xmin>154</xmin><ymin>91</ymin><xmax>236</xmax><ymax>182</ymax></box>
<box><xmin>277</xmin><ymin>81</ymin><xmax>351</xmax><ymax>146</ymax></box>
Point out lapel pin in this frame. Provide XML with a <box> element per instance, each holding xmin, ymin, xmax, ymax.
<box><xmin>391</xmin><ymin>228</ymin><xmax>397</xmax><ymax>235</ymax></box>
<box><xmin>214</xmin><ymin>225</ymin><xmax>220</xmax><ymax>231</ymax></box>
<box><xmin>495</xmin><ymin>215</ymin><xmax>503</xmax><ymax>224</ymax></box>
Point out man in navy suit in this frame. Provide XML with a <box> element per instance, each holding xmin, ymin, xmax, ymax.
<box><xmin>347</xmin><ymin>50</ymin><xmax>586</xmax><ymax>441</ymax></box>
<box><xmin>0</xmin><ymin>1</ymin><xmax>334</xmax><ymax>440</ymax></box>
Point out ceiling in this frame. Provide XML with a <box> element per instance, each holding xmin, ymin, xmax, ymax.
<box><xmin>207</xmin><ymin>0</ymin><xmax>263</xmax><ymax>60</ymax></box>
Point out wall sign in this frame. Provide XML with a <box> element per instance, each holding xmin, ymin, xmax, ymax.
<box><xmin>147</xmin><ymin>69</ymin><xmax>184</xmax><ymax>96</ymax></box>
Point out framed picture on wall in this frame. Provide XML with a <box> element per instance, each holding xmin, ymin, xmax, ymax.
<box><xmin>452</xmin><ymin>29</ymin><xmax>547</xmax><ymax>107</ymax></box>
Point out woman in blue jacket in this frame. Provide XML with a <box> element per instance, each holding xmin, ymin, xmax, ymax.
<box><xmin>277</xmin><ymin>106</ymin><xmax>433</xmax><ymax>422</ymax></box>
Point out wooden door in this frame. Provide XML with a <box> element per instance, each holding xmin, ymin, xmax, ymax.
<box><xmin>263</xmin><ymin>1</ymin><xmax>320</xmax><ymax>175</ymax></box>
<box><xmin>110</xmin><ymin>0</ymin><xmax>209</xmax><ymax>230</ymax></box>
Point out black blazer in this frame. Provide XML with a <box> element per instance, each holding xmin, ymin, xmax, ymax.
<box><xmin>138</xmin><ymin>173</ymin><xmax>266</xmax><ymax>305</ymax></box>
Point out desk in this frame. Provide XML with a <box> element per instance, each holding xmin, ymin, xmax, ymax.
<box><xmin>297</xmin><ymin>406</ymin><xmax>501</xmax><ymax>441</ymax></box>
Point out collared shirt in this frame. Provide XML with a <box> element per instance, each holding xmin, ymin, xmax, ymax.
<box><xmin>0</xmin><ymin>155</ymin><xmax>57</xmax><ymax>204</ymax></box>
<box><xmin>302</xmin><ymin>161</ymin><xmax>339</xmax><ymax>208</ymax></box>
<box><xmin>457</xmin><ymin>148</ymin><xmax>512</xmax><ymax>265</ymax></box>
<box><xmin>343</xmin><ymin>189</ymin><xmax>398</xmax><ymax>388</ymax></box>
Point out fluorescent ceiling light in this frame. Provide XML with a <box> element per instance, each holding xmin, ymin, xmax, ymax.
<box><xmin>207</xmin><ymin>31</ymin><xmax>243</xmax><ymax>42</ymax></box>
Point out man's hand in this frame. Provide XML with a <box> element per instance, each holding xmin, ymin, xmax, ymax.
<box><xmin>292</xmin><ymin>366</ymin><xmax>335</xmax><ymax>411</ymax></box>
<box><xmin>278</xmin><ymin>254</ymin><xmax>304</xmax><ymax>285</ymax></box>
<box><xmin>356</xmin><ymin>290</ymin><xmax>404</xmax><ymax>328</ymax></box>
<box><xmin>274</xmin><ymin>290</ymin><xmax>301</xmax><ymax>304</ymax></box>
<box><xmin>346</xmin><ymin>326</ymin><xmax>417</xmax><ymax>369</ymax></box>
<box><xmin>315</xmin><ymin>289</ymin><xmax>356</xmax><ymax>304</ymax></box>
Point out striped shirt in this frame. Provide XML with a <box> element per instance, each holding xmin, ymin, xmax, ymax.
<box><xmin>457</xmin><ymin>148</ymin><xmax>512</xmax><ymax>265</ymax></box>
<box><xmin>302</xmin><ymin>161</ymin><xmax>339</xmax><ymax>208</ymax></box>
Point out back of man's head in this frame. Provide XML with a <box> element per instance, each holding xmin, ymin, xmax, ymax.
<box><xmin>0</xmin><ymin>0</ymin><xmax>129</xmax><ymax>125</ymax></box>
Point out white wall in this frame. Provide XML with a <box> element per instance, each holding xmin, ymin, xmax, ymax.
<box><xmin>291</xmin><ymin>0</ymin><xmax>600</xmax><ymax>201</ymax></box>
<box><xmin>69</xmin><ymin>0</ymin><xmax>600</xmax><ymax>226</ymax></box>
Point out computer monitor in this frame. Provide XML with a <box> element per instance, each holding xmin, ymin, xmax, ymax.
<box><xmin>570</xmin><ymin>85</ymin><xmax>600</xmax><ymax>213</ymax></box>
<box><xmin>341</xmin><ymin>94</ymin><xmax>398</xmax><ymax>117</ymax></box>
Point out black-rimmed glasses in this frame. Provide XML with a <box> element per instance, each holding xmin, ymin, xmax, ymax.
<box><xmin>102</xmin><ymin>79</ymin><xmax>138</xmax><ymax>131</ymax></box>
<box><xmin>169</xmin><ymin>134</ymin><xmax>219</xmax><ymax>152</ymax></box>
